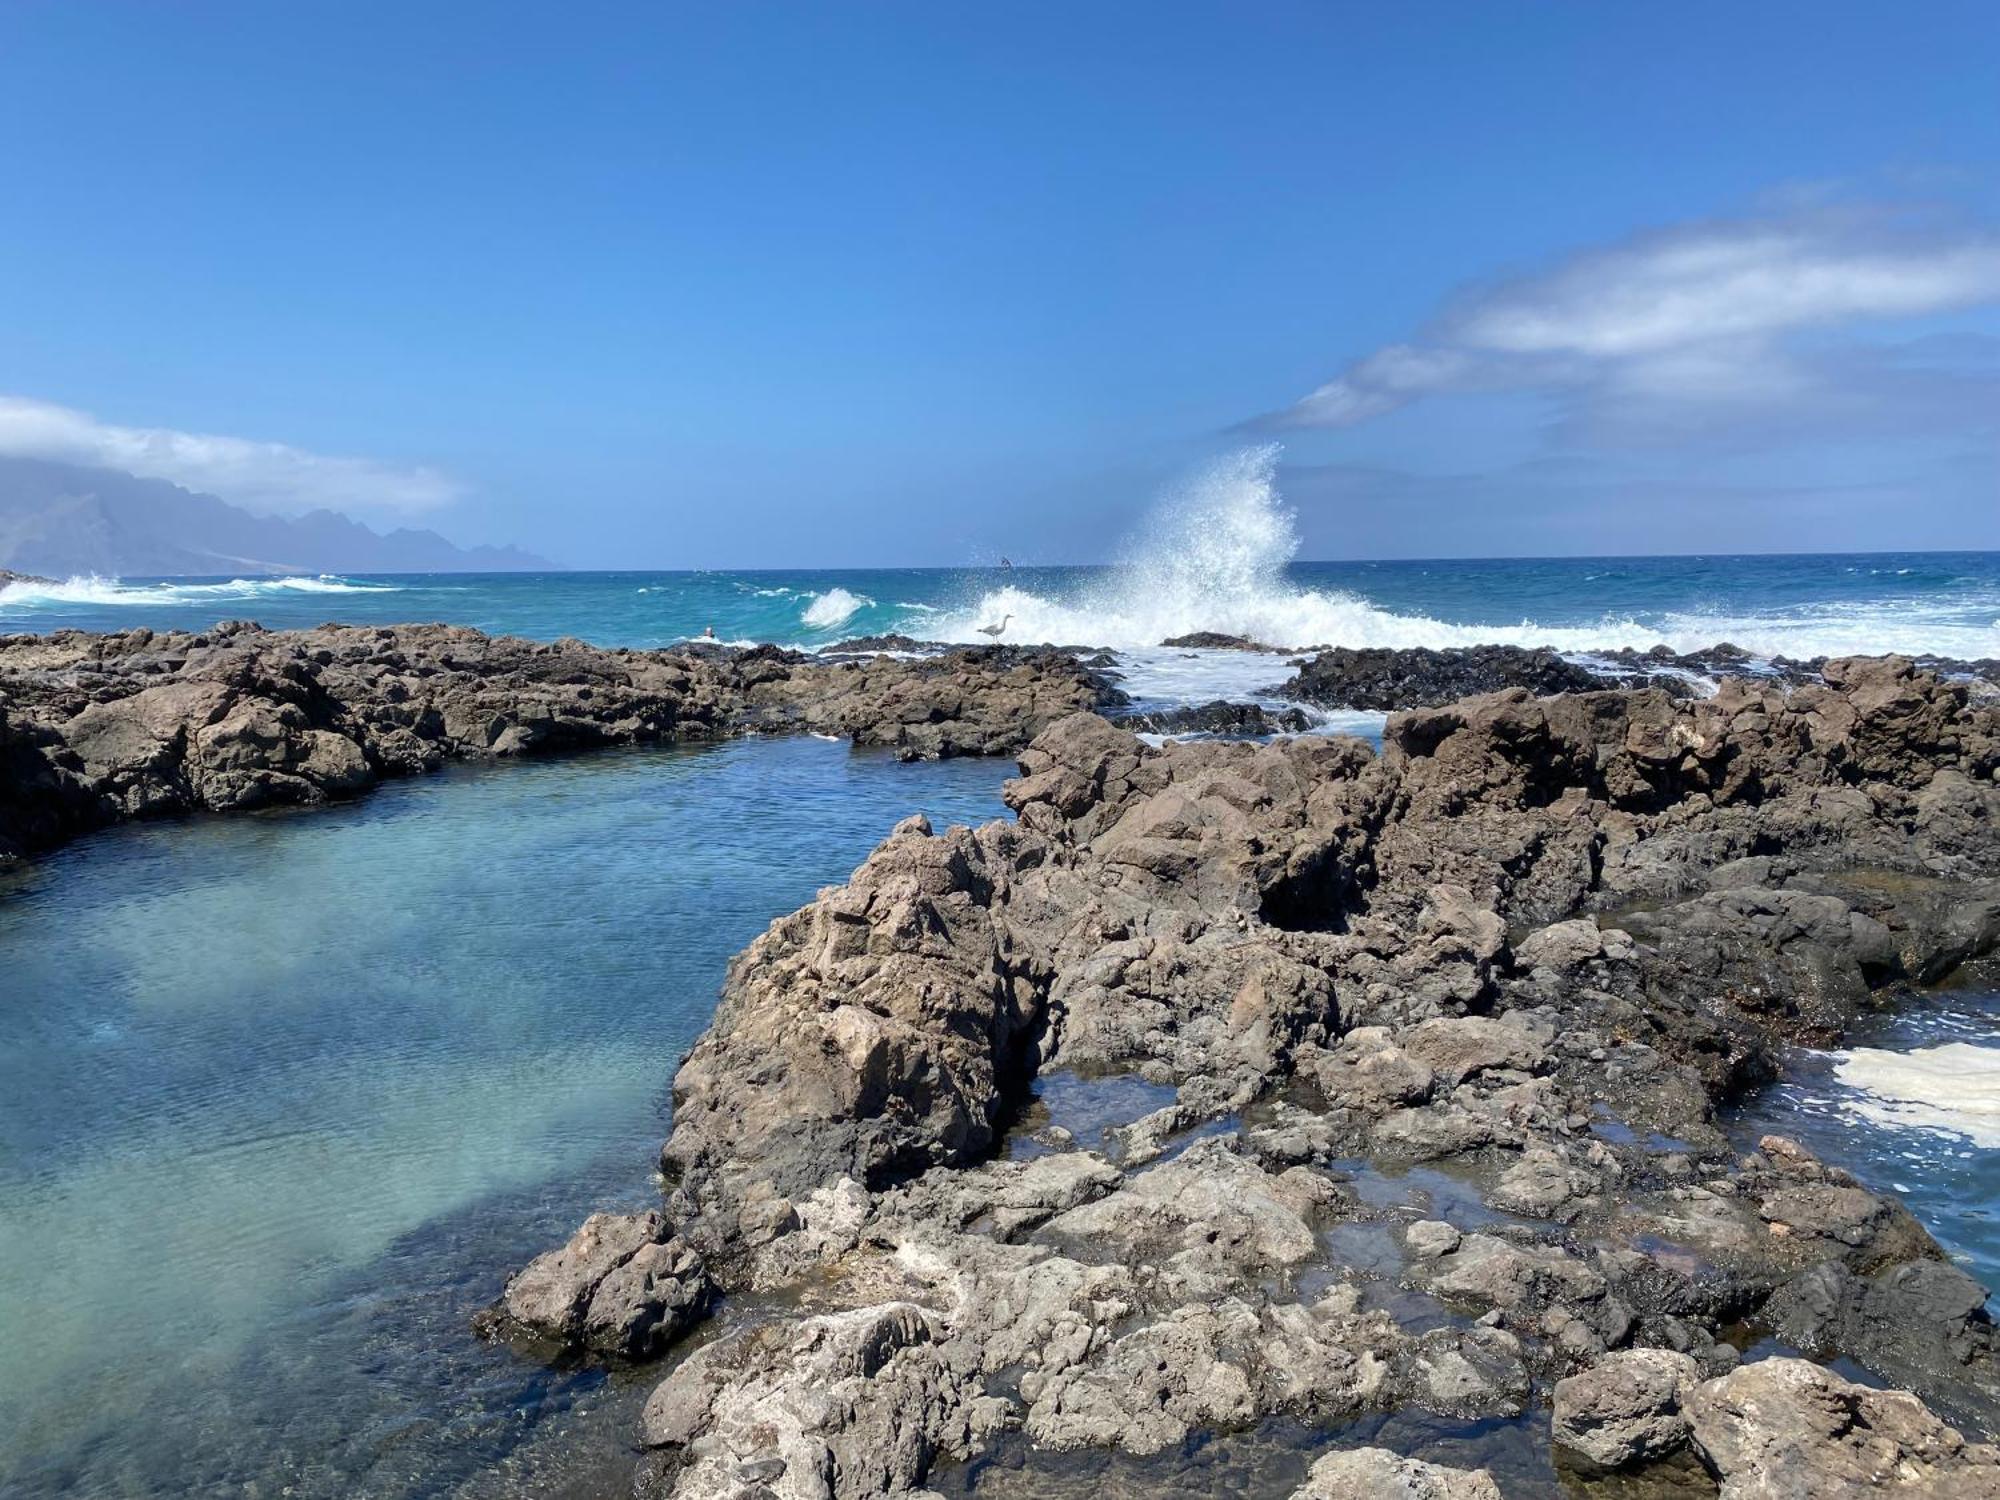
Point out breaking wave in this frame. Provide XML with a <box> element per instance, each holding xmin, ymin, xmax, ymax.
<box><xmin>0</xmin><ymin>574</ymin><xmax>400</xmax><ymax>609</ymax></box>
<box><xmin>924</xmin><ymin>447</ymin><xmax>2000</xmax><ymax>660</ymax></box>
<box><xmin>800</xmin><ymin>587</ymin><xmax>871</xmax><ymax>629</ymax></box>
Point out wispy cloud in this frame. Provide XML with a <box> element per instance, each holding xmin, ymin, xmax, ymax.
<box><xmin>0</xmin><ymin>395</ymin><xmax>464</xmax><ymax>515</ymax></box>
<box><xmin>1253</xmin><ymin>203</ymin><xmax>2000</xmax><ymax>444</ymax></box>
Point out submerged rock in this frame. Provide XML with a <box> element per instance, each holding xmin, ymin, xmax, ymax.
<box><xmin>1285</xmin><ymin>1446</ymin><xmax>1501</xmax><ymax>1498</ymax></box>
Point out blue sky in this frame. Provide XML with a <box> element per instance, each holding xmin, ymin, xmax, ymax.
<box><xmin>1</xmin><ymin>2</ymin><xmax>1996</xmax><ymax>565</ymax></box>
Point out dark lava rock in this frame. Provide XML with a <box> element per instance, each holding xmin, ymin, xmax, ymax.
<box><xmin>1272</xmin><ymin>644</ymin><xmax>1610</xmax><ymax>709</ymax></box>
<box><xmin>1160</xmin><ymin>632</ymin><xmax>1293</xmax><ymax>652</ymax></box>
<box><xmin>821</xmin><ymin>634</ymin><xmax>943</xmax><ymax>655</ymax></box>
<box><xmin>0</xmin><ymin>569</ymin><xmax>57</xmax><ymax>589</ymax></box>
<box><xmin>1116</xmin><ymin>700</ymin><xmax>1314</xmax><ymax>737</ymax></box>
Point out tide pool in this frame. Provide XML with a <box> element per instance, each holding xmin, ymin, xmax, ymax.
<box><xmin>0</xmin><ymin>736</ymin><xmax>1010</xmax><ymax>1498</ymax></box>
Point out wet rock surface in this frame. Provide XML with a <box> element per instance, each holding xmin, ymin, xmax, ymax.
<box><xmin>487</xmin><ymin>654</ymin><xmax>2000</xmax><ymax>1498</ymax></box>
<box><xmin>0</xmin><ymin>623</ymin><xmax>1124</xmax><ymax>866</ymax></box>
<box><xmin>1115</xmin><ymin>699</ymin><xmax>1315</xmax><ymax>738</ymax></box>
<box><xmin>1287</xmin><ymin>1445</ymin><xmax>1502</xmax><ymax>1498</ymax></box>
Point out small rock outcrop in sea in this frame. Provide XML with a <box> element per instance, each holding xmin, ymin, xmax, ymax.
<box><xmin>493</xmin><ymin>655</ymin><xmax>2000</xmax><ymax>1498</ymax></box>
<box><xmin>1160</xmin><ymin>631</ymin><xmax>1294</xmax><ymax>652</ymax></box>
<box><xmin>0</xmin><ymin>569</ymin><xmax>57</xmax><ymax>589</ymax></box>
<box><xmin>1270</xmin><ymin>643</ymin><xmax>1616</xmax><ymax>708</ymax></box>
<box><xmin>1116</xmin><ymin>699</ymin><xmax>1314</xmax><ymax>738</ymax></box>
<box><xmin>0</xmin><ymin>623</ymin><xmax>1125</xmax><ymax>866</ymax></box>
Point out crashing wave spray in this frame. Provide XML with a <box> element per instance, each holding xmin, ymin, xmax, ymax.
<box><xmin>800</xmin><ymin>587</ymin><xmax>872</xmax><ymax>629</ymax></box>
<box><xmin>929</xmin><ymin>449</ymin><xmax>2000</xmax><ymax>660</ymax></box>
<box><xmin>935</xmin><ymin>446</ymin><xmax>1674</xmax><ymax>652</ymax></box>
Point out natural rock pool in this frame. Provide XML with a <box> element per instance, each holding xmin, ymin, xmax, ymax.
<box><xmin>0</xmin><ymin>737</ymin><xmax>1010</xmax><ymax>1498</ymax></box>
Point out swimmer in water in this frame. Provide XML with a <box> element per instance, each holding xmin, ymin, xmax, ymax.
<box><xmin>702</xmin><ymin>625</ymin><xmax>716</xmax><ymax>640</ymax></box>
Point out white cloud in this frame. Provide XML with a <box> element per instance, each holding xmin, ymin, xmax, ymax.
<box><xmin>1260</xmin><ymin>206</ymin><xmax>2000</xmax><ymax>438</ymax></box>
<box><xmin>0</xmin><ymin>395</ymin><xmax>464</xmax><ymax>515</ymax></box>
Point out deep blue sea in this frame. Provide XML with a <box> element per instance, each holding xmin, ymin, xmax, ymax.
<box><xmin>4</xmin><ymin>505</ymin><xmax>1999</xmax><ymax>1495</ymax></box>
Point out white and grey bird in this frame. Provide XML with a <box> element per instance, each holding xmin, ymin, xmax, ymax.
<box><xmin>976</xmin><ymin>613</ymin><xmax>1013</xmax><ymax>639</ymax></box>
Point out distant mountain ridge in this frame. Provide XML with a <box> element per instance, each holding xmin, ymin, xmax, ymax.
<box><xmin>0</xmin><ymin>456</ymin><xmax>552</xmax><ymax>576</ymax></box>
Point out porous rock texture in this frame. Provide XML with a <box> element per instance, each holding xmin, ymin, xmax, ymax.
<box><xmin>0</xmin><ymin>623</ymin><xmax>1122</xmax><ymax>867</ymax></box>
<box><xmin>489</xmin><ymin>655</ymin><xmax>2000</xmax><ymax>1498</ymax></box>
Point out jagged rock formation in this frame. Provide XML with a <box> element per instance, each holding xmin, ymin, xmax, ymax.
<box><xmin>488</xmin><ymin>655</ymin><xmax>2000</xmax><ymax>1498</ymax></box>
<box><xmin>0</xmin><ymin>623</ymin><xmax>1123</xmax><ymax>867</ymax></box>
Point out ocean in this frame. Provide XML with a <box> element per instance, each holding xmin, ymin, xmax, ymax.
<box><xmin>3</xmin><ymin>460</ymin><xmax>1999</xmax><ymax>1497</ymax></box>
<box><xmin>5</xmin><ymin>441</ymin><xmax>1998</xmax><ymax>680</ymax></box>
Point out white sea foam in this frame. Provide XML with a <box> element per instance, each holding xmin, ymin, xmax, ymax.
<box><xmin>920</xmin><ymin>446</ymin><xmax>2000</xmax><ymax>661</ymax></box>
<box><xmin>0</xmin><ymin>573</ymin><xmax>399</xmax><ymax>610</ymax></box>
<box><xmin>1834</xmin><ymin>1044</ymin><xmax>2000</xmax><ymax>1149</ymax></box>
<box><xmin>801</xmin><ymin>587</ymin><xmax>871</xmax><ymax>629</ymax></box>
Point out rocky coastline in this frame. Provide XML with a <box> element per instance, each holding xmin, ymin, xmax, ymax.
<box><xmin>484</xmin><ymin>655</ymin><xmax>2000</xmax><ymax>1498</ymax></box>
<box><xmin>8</xmin><ymin>622</ymin><xmax>2000</xmax><ymax>1495</ymax></box>
<box><xmin>0</xmin><ymin>623</ymin><xmax>1124</xmax><ymax>868</ymax></box>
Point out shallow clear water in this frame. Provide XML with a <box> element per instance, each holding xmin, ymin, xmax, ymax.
<box><xmin>0</xmin><ymin>737</ymin><xmax>1011</xmax><ymax>1498</ymax></box>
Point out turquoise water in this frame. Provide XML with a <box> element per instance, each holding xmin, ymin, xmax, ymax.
<box><xmin>5</xmin><ymin>553</ymin><xmax>2000</xmax><ymax>663</ymax></box>
<box><xmin>0</xmin><ymin>737</ymin><xmax>1009</xmax><ymax>1498</ymax></box>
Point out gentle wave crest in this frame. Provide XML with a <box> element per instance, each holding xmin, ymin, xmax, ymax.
<box><xmin>0</xmin><ymin>573</ymin><xmax>401</xmax><ymax>609</ymax></box>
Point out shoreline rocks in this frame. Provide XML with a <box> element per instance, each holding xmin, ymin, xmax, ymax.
<box><xmin>1272</xmin><ymin>641</ymin><xmax>2000</xmax><ymax>712</ymax></box>
<box><xmin>0</xmin><ymin>623</ymin><xmax>1126</xmax><ymax>867</ymax></box>
<box><xmin>1272</xmin><ymin>644</ymin><xmax>1614</xmax><ymax>708</ymax></box>
<box><xmin>1117</xmin><ymin>699</ymin><xmax>1315</xmax><ymax>738</ymax></box>
<box><xmin>490</xmin><ymin>654</ymin><xmax>2000</xmax><ymax>1498</ymax></box>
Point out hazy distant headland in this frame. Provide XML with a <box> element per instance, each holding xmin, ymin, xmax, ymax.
<box><xmin>0</xmin><ymin>455</ymin><xmax>551</xmax><ymax>577</ymax></box>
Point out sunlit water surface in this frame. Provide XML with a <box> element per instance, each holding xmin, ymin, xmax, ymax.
<box><xmin>0</xmin><ymin>738</ymin><xmax>1010</xmax><ymax>1498</ymax></box>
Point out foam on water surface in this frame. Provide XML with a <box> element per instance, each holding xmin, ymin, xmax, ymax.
<box><xmin>1834</xmin><ymin>1043</ymin><xmax>2000</xmax><ymax>1149</ymax></box>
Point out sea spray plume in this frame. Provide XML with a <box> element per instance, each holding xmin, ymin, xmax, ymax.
<box><xmin>930</xmin><ymin>445</ymin><xmax>1346</xmax><ymax>648</ymax></box>
<box><xmin>929</xmin><ymin>445</ymin><xmax>1574</xmax><ymax>649</ymax></box>
<box><xmin>1118</xmin><ymin>443</ymin><xmax>1300</xmax><ymax>618</ymax></box>
<box><xmin>919</xmin><ymin>451</ymin><xmax>2000</xmax><ymax>658</ymax></box>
